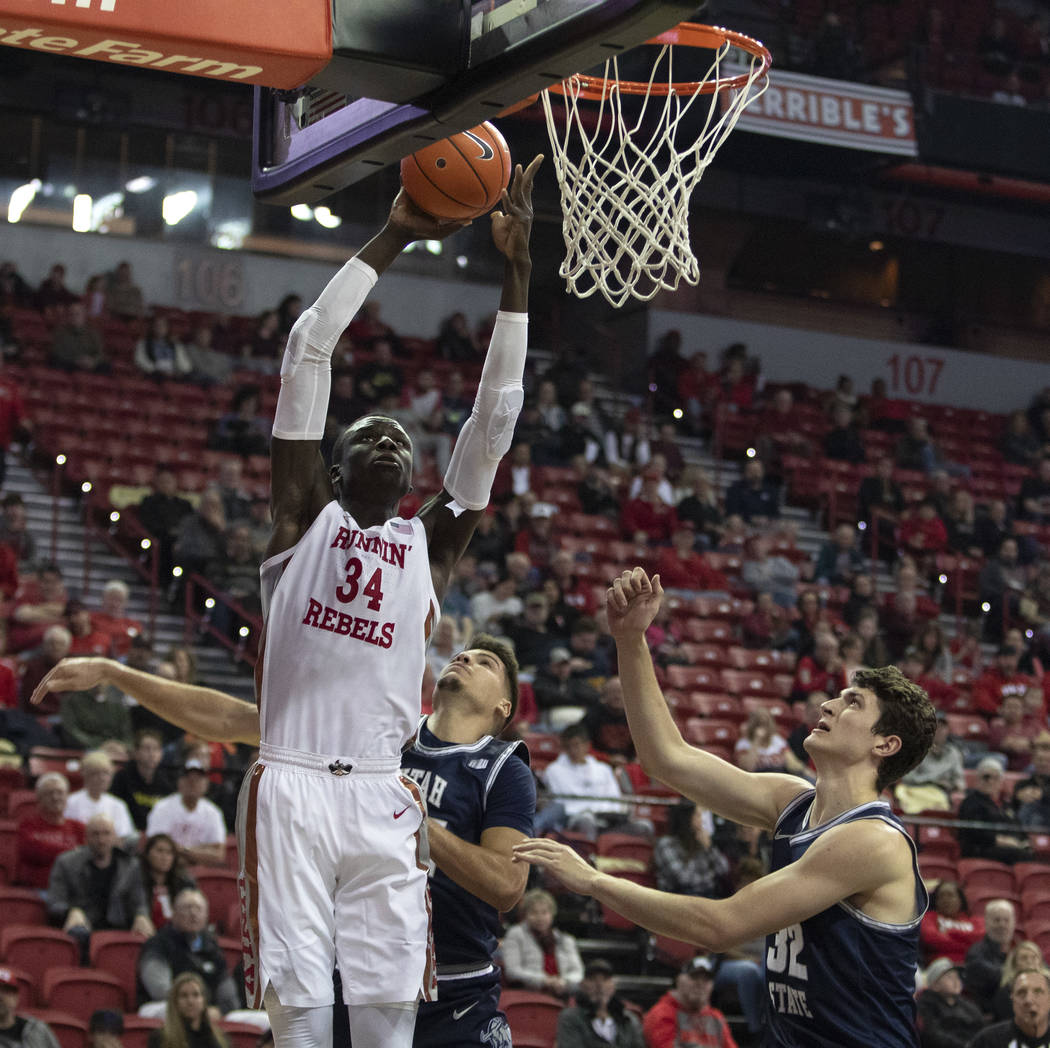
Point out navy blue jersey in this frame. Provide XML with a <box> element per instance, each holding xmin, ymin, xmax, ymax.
<box><xmin>402</xmin><ymin>719</ymin><xmax>535</xmax><ymax>969</ymax></box>
<box><xmin>764</xmin><ymin>789</ymin><xmax>927</xmax><ymax>1048</ymax></box>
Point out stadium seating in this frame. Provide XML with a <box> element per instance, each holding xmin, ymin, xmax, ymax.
<box><xmin>89</xmin><ymin>931</ymin><xmax>146</xmax><ymax>1011</ymax></box>
<box><xmin>0</xmin><ymin>887</ymin><xmax>47</xmax><ymax>927</ymax></box>
<box><xmin>41</xmin><ymin>967</ymin><xmax>128</xmax><ymax>1020</ymax></box>
<box><xmin>499</xmin><ymin>989</ymin><xmax>564</xmax><ymax>1046</ymax></box>
<box><xmin>0</xmin><ymin>927</ymin><xmax>78</xmax><ymax>993</ymax></box>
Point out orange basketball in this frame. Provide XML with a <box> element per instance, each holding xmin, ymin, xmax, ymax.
<box><xmin>400</xmin><ymin>121</ymin><xmax>511</xmax><ymax>221</ymax></box>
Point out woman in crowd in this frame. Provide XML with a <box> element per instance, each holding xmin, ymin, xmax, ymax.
<box><xmin>148</xmin><ymin>972</ymin><xmax>228</xmax><ymax>1048</ymax></box>
<box><xmin>917</xmin><ymin>622</ymin><xmax>954</xmax><ymax>682</ymax></box>
<box><xmin>919</xmin><ymin>881</ymin><xmax>984</xmax><ymax>965</ymax></box>
<box><xmin>140</xmin><ymin>833</ymin><xmax>197</xmax><ymax>930</ymax></box>
<box><xmin>652</xmin><ymin>801</ymin><xmax>729</xmax><ymax>898</ymax></box>
<box><xmin>501</xmin><ymin>888</ymin><xmax>584</xmax><ymax>998</ymax></box>
<box><xmin>135</xmin><ymin>314</ymin><xmax>193</xmax><ymax>380</ymax></box>
<box><xmin>992</xmin><ymin>941</ymin><xmax>1046</xmax><ymax>1020</ymax></box>
<box><xmin>734</xmin><ymin>709</ymin><xmax>806</xmax><ymax>776</ymax></box>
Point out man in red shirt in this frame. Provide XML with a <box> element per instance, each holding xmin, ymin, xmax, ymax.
<box><xmin>974</xmin><ymin>644</ymin><xmax>1033</xmax><ymax>716</ymax></box>
<box><xmin>0</xmin><ymin>361</ymin><xmax>26</xmax><ymax>490</ymax></box>
<box><xmin>989</xmin><ymin>693</ymin><xmax>1042</xmax><ymax>771</ymax></box>
<box><xmin>656</xmin><ymin>523</ymin><xmax>730</xmax><ymax>593</ymax></box>
<box><xmin>791</xmin><ymin>633</ymin><xmax>847</xmax><ymax>703</ymax></box>
<box><xmin>642</xmin><ymin>956</ymin><xmax>737</xmax><ymax>1048</ymax></box>
<box><xmin>899</xmin><ymin>649</ymin><xmax>960</xmax><ymax>711</ymax></box>
<box><xmin>90</xmin><ymin>580</ymin><xmax>143</xmax><ymax>658</ymax></box>
<box><xmin>66</xmin><ymin>600</ymin><xmax>112</xmax><ymax>658</ymax></box>
<box><xmin>7</xmin><ymin>563</ymin><xmax>66</xmax><ymax>654</ymax></box>
<box><xmin>15</xmin><ymin>772</ymin><xmax>84</xmax><ymax>889</ymax></box>
<box><xmin>622</xmin><ymin>472</ymin><xmax>678</xmax><ymax>545</ymax></box>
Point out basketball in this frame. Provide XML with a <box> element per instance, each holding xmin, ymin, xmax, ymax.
<box><xmin>400</xmin><ymin>121</ymin><xmax>512</xmax><ymax>221</ymax></box>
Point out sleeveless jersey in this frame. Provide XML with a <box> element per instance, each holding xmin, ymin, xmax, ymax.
<box><xmin>258</xmin><ymin>501</ymin><xmax>438</xmax><ymax>758</ymax></box>
<box><xmin>402</xmin><ymin>718</ymin><xmax>535</xmax><ymax>968</ymax></box>
<box><xmin>765</xmin><ymin>789</ymin><xmax>927</xmax><ymax>1048</ymax></box>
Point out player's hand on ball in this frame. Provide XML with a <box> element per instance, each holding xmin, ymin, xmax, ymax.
<box><xmin>512</xmin><ymin>837</ymin><xmax>600</xmax><ymax>895</ymax></box>
<box><xmin>387</xmin><ymin>189</ymin><xmax>472</xmax><ymax>242</ymax></box>
<box><xmin>606</xmin><ymin>567</ymin><xmax>664</xmax><ymax>640</ymax></box>
<box><xmin>30</xmin><ymin>657</ymin><xmax>110</xmax><ymax>705</ymax></box>
<box><xmin>491</xmin><ymin>154</ymin><xmax>542</xmax><ymax>262</ymax></box>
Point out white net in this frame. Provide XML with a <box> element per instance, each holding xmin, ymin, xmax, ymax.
<box><xmin>540</xmin><ymin>27</ymin><xmax>769</xmax><ymax>308</ymax></box>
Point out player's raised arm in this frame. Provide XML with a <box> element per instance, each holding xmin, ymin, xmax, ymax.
<box><xmin>609</xmin><ymin>568</ymin><xmax>809</xmax><ymax>831</ymax></box>
<box><xmin>30</xmin><ymin>657</ymin><xmax>261</xmax><ymax>744</ymax></box>
<box><xmin>268</xmin><ymin>195</ymin><xmax>469</xmax><ymax>559</ymax></box>
<box><xmin>421</xmin><ymin>155</ymin><xmax>543</xmax><ymax>600</ymax></box>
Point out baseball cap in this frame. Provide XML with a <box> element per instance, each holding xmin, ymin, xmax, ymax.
<box><xmin>923</xmin><ymin>957</ymin><xmax>959</xmax><ymax>988</ymax></box>
<box><xmin>549</xmin><ymin>647</ymin><xmax>571</xmax><ymax>665</ymax></box>
<box><xmin>89</xmin><ymin>1010</ymin><xmax>124</xmax><ymax>1034</ymax></box>
<box><xmin>584</xmin><ymin>959</ymin><xmax>615</xmax><ymax>978</ymax></box>
<box><xmin>681</xmin><ymin>956</ymin><xmax>716</xmax><ymax>978</ymax></box>
<box><xmin>181</xmin><ymin>758</ymin><xmax>208</xmax><ymax>775</ymax></box>
<box><xmin>0</xmin><ymin>968</ymin><xmax>17</xmax><ymax>992</ymax></box>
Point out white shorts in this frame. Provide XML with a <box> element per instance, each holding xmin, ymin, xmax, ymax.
<box><xmin>236</xmin><ymin>743</ymin><xmax>436</xmax><ymax>1009</ymax></box>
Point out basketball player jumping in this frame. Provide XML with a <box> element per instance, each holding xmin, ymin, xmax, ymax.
<box><xmin>240</xmin><ymin>153</ymin><xmax>540</xmax><ymax>1047</ymax></box>
<box><xmin>514</xmin><ymin>567</ymin><xmax>937</xmax><ymax>1048</ymax></box>
<box><xmin>32</xmin><ymin>641</ymin><xmax>533</xmax><ymax>1048</ymax></box>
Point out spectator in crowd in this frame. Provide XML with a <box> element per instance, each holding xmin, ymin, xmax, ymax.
<box><xmin>1002</xmin><ymin>411</ymin><xmax>1043</xmax><ymax>467</ymax></box>
<box><xmin>980</xmin><ymin>538</ymin><xmax>1030</xmax><ymax>642</ymax></box>
<box><xmin>755</xmin><ymin>388</ymin><xmax>812</xmax><ymax>477</ymax></box>
<box><xmin>917</xmin><ymin>622</ymin><xmax>954</xmax><ymax>682</ymax></box>
<box><xmin>106</xmin><ymin>261</ymin><xmax>144</xmax><ymax>321</ymax></box>
<box><xmin>347</xmin><ymin>299</ymin><xmax>395</xmax><ymax>346</ymax></box>
<box><xmin>969</xmin><ymin>969</ymin><xmax>1050</xmax><ymax>1048</ymax></box>
<box><xmin>91</xmin><ymin>580</ymin><xmax>143</xmax><ymax>658</ymax></box>
<box><xmin>823</xmin><ymin>404</ymin><xmax>866</xmax><ymax>464</ymax></box>
<box><xmin>135</xmin><ymin>314</ymin><xmax>193</xmax><ymax>380</ymax></box>
<box><xmin>58</xmin><ymin>663</ymin><xmax>133</xmax><ymax>751</ymax></box>
<box><xmin>677</xmin><ymin>351</ymin><xmax>714</xmax><ymax>437</ymax></box>
<box><xmin>1016</xmin><ymin>774</ymin><xmax>1050</xmax><ymax>828</ymax></box>
<box><xmin>0</xmin><ymin>966</ymin><xmax>61</xmax><ymax>1048</ymax></box>
<box><xmin>943</xmin><ymin>489</ymin><xmax>982</xmax><ymax>558</ymax></box>
<box><xmin>112</xmin><ymin>729</ymin><xmax>175</xmax><ymax>831</ymax></box>
<box><xmin>36</xmin><ymin>263</ymin><xmax>79</xmax><ymax>315</ymax></box>
<box><xmin>652</xmin><ymin>801</ymin><xmax>728</xmax><ymax>898</ymax></box>
<box><xmin>976</xmin><ymin>500</ymin><xmax>1016</xmax><ymax>560</ymax></box>
<box><xmin>532</xmin><ymin>647</ymin><xmax>600</xmax><ymax>717</ymax></box>
<box><xmin>469</xmin><ymin>570</ymin><xmax>522</xmax><ymax>634</ymax></box>
<box><xmin>734</xmin><ymin>708</ymin><xmax>805</xmax><ymax>776</ymax></box>
<box><xmin>66</xmin><ymin>599</ymin><xmax>113</xmax><ymax>658</ymax></box>
<box><xmin>605</xmin><ymin>409</ymin><xmax>650</xmax><ymax>473</ymax></box>
<box><xmin>899</xmin><ymin>499</ymin><xmax>949</xmax><ymax>571</ymax></box>
<box><xmin>648</xmin><ymin>329</ymin><xmax>688</xmax><ymax>417</ymax></box>
<box><xmin>657</xmin><ymin>522</ymin><xmax>730</xmax><ymax>594</ymax></box>
<box><xmin>958</xmin><ymin>758</ymin><xmax>1031</xmax><ymax>865</ymax></box>
<box><xmin>207</xmin><ymin>524</ymin><xmax>262</xmax><ymax>628</ymax></box>
<box><xmin>137</xmin><ymin>466</ymin><xmax>194</xmax><ymax>580</ymax></box>
<box><xmin>208</xmin><ymin>385</ymin><xmax>269</xmax><ymax>457</ymax></box>
<box><xmin>742</xmin><ymin>533</ymin><xmax>799</xmax><ymax>609</ymax></box>
<box><xmin>145</xmin><ymin>759</ymin><xmax>226</xmax><ymax>868</ymax></box>
<box><xmin>965</xmin><ymin>899</ymin><xmax>1019</xmax><ymax>1018</ymax></box>
<box><xmin>513</xmin><ymin>503</ymin><xmax>557</xmax><ymax>572</ymax></box>
<box><xmin>0</xmin><ymin>262</ymin><xmax>32</xmax><ymax>309</ymax></box>
<box><xmin>642</xmin><ymin>956</ymin><xmax>736</xmax><ymax>1048</ymax></box>
<box><xmin>501</xmin><ymin>889</ymin><xmax>584</xmax><ymax>998</ymax></box>
<box><xmin>16</xmin><ymin>771</ymin><xmax>84</xmax><ymax>889</ymax></box>
<box><xmin>64</xmin><ymin>751</ymin><xmax>135</xmax><ymax>840</ymax></box>
<box><xmin>435</xmin><ymin>311</ymin><xmax>477</xmax><ymax>362</ymax></box>
<box><xmin>324</xmin><ymin>369</ymin><xmax>368</xmax><ymax>443</ymax></box>
<box><xmin>356</xmin><ymin>338</ymin><xmax>404</xmax><ymax>405</ymax></box>
<box><xmin>9</xmin><ymin>562</ymin><xmax>68</xmax><ymax>654</ymax></box>
<box><xmin>47</xmin><ymin>813</ymin><xmax>153</xmax><ymax>959</ymax></box>
<box><xmin>183</xmin><ymin>324</ymin><xmax>234</xmax><ymax>388</ymax></box>
<box><xmin>1019</xmin><ymin>457</ymin><xmax>1050</xmax><ymax>523</ymax></box>
<box><xmin>88</xmin><ymin>1009</ymin><xmax>125</xmax><ymax>1048</ymax></box>
<box><xmin>675</xmin><ymin>467</ymin><xmax>723</xmax><ymax>549</ymax></box>
<box><xmin>791</xmin><ymin>632</ymin><xmax>847</xmax><ymax>701</ymax></box>
<box><xmin>622</xmin><ymin>470</ymin><xmax>677</xmax><ymax>545</ymax></box>
<box><xmin>921</xmin><ymin>881</ymin><xmax>985</xmax><ymax>966</ymax></box>
<box><xmin>567</xmin><ymin>614</ymin><xmax>613</xmax><ymax>683</ymax></box>
<box><xmin>858</xmin><ymin>456</ymin><xmax>905</xmax><ymax>560</ymax></box>
<box><xmin>534</xmin><ymin>379</ymin><xmax>566</xmax><ymax>437</ymax></box>
<box><xmin>138</xmin><ymin>889</ymin><xmax>238</xmax><ymax>1014</ymax></box>
<box><xmin>542</xmin><ymin>723</ymin><xmax>632</xmax><ymax>840</ymax></box>
<box><xmin>556</xmin><ymin>957</ymin><xmax>644</xmax><ymax>1048</ymax></box>
<box><xmin>813</xmin><ymin>523</ymin><xmax>865</xmax><ymax>586</ymax></box>
<box><xmin>974</xmin><ymin>643</ymin><xmax>1033</xmax><ymax>715</ymax></box>
<box><xmin>990</xmin><ymin>942</ymin><xmax>1046</xmax><ymax>1022</ymax></box>
<box><xmin>862</xmin><ymin>377</ymin><xmax>909</xmax><ymax>432</ymax></box>
<box><xmin>18</xmin><ymin>624</ymin><xmax>72</xmax><ymax>715</ymax></box>
<box><xmin>0</xmin><ymin>494</ymin><xmax>37</xmax><ymax>568</ymax></box>
<box><xmin>649</xmin><ymin>423</ymin><xmax>686</xmax><ymax>485</ymax></box>
<box><xmin>492</xmin><ymin>442</ymin><xmax>534</xmax><ymax>504</ymax></box>
<box><xmin>724</xmin><ymin>458</ymin><xmax>778</xmax><ymax>524</ymax></box>
<box><xmin>577</xmin><ymin>462</ymin><xmax>621</xmax><ymax>519</ymax></box>
<box><xmin>240</xmin><ymin>310</ymin><xmax>282</xmax><ymax>369</ymax></box>
<box><xmin>438</xmin><ymin>369</ymin><xmax>472</xmax><ymax>440</ymax></box>
<box><xmin>549</xmin><ymin>550</ymin><xmax>599</xmax><ymax>619</ymax></box>
<box><xmin>212</xmin><ymin>459</ymin><xmax>251</xmax><ymax>527</ymax></box>
<box><xmin>139</xmin><ymin>834</ymin><xmax>197</xmax><ymax>932</ymax></box>
<box><xmin>401</xmin><ymin>368</ymin><xmax>452</xmax><ymax>474</ymax></box>
<box><xmin>173</xmin><ymin>489</ymin><xmax>227</xmax><ymax>582</ymax></box>
<box><xmin>896</xmin><ymin>712</ymin><xmax>965</xmax><ymax>812</ymax></box>
<box><xmin>148</xmin><ymin>971</ymin><xmax>230</xmax><ymax>1048</ymax></box>
<box><xmin>712</xmin><ymin>353</ymin><xmax>754</xmax><ymax>414</ymax></box>
<box><xmin>989</xmin><ymin>694</ymin><xmax>1040</xmax><ymax>772</ymax></box>
<box><xmin>854</xmin><ymin>606</ymin><xmax>890</xmax><ymax>668</ymax></box>
<box><xmin>581</xmin><ymin>677</ymin><xmax>636</xmax><ymax>770</ymax></box>
<box><xmin>274</xmin><ymin>293</ymin><xmax>302</xmax><ymax>338</ymax></box>
<box><xmin>916</xmin><ymin>956</ymin><xmax>984</xmax><ymax>1048</ymax></box>
<box><xmin>740</xmin><ymin>590</ymin><xmax>794</xmax><ymax>650</ymax></box>
<box><xmin>504</xmin><ymin>592</ymin><xmax>558</xmax><ymax>673</ymax></box>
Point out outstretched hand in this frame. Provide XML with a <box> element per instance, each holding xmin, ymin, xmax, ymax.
<box><xmin>512</xmin><ymin>837</ymin><xmax>601</xmax><ymax>895</ymax></box>
<box><xmin>387</xmin><ymin>190</ymin><xmax>472</xmax><ymax>243</ymax></box>
<box><xmin>491</xmin><ymin>154</ymin><xmax>543</xmax><ymax>263</ymax></box>
<box><xmin>30</xmin><ymin>657</ymin><xmax>109</xmax><ymax>706</ymax></box>
<box><xmin>606</xmin><ymin>567</ymin><xmax>664</xmax><ymax>641</ymax></box>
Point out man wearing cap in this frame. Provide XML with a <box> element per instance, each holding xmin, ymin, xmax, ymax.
<box><xmin>967</xmin><ymin>968</ymin><xmax>1050</xmax><ymax>1048</ymax></box>
<box><xmin>974</xmin><ymin>644</ymin><xmax>1033</xmax><ymax>716</ymax></box>
<box><xmin>145</xmin><ymin>759</ymin><xmax>226</xmax><ymax>867</ymax></box>
<box><xmin>557</xmin><ymin>959</ymin><xmax>644</xmax><ymax>1048</ymax></box>
<box><xmin>504</xmin><ymin>591</ymin><xmax>559</xmax><ymax>672</ymax></box>
<box><xmin>958</xmin><ymin>758</ymin><xmax>1031</xmax><ymax>865</ymax></box>
<box><xmin>532</xmin><ymin>646</ymin><xmax>601</xmax><ymax>717</ymax></box>
<box><xmin>916</xmin><ymin>957</ymin><xmax>983</xmax><ymax>1048</ymax></box>
<box><xmin>642</xmin><ymin>957</ymin><xmax>736</xmax><ymax>1048</ymax></box>
<box><xmin>0</xmin><ymin>967</ymin><xmax>60</xmax><ymax>1048</ymax></box>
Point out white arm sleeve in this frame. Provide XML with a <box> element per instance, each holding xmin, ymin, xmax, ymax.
<box><xmin>272</xmin><ymin>257</ymin><xmax>377</xmax><ymax>441</ymax></box>
<box><xmin>443</xmin><ymin>310</ymin><xmax>527</xmax><ymax>510</ymax></box>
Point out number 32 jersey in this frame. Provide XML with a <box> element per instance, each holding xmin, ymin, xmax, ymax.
<box><xmin>765</xmin><ymin>789</ymin><xmax>927</xmax><ymax>1048</ymax></box>
<box><xmin>258</xmin><ymin>502</ymin><xmax>438</xmax><ymax>758</ymax></box>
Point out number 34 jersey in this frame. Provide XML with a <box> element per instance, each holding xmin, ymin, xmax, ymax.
<box><xmin>765</xmin><ymin>789</ymin><xmax>928</xmax><ymax>1048</ymax></box>
<box><xmin>258</xmin><ymin>502</ymin><xmax>438</xmax><ymax>759</ymax></box>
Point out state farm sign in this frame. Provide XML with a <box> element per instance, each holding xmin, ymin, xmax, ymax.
<box><xmin>728</xmin><ymin>68</ymin><xmax>918</xmax><ymax>156</ymax></box>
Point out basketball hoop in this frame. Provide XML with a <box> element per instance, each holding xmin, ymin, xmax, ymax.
<box><xmin>539</xmin><ymin>23</ymin><xmax>771</xmax><ymax>308</ymax></box>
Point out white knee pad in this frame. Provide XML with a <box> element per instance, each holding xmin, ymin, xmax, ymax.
<box><xmin>347</xmin><ymin>1001</ymin><xmax>417</xmax><ymax>1048</ymax></box>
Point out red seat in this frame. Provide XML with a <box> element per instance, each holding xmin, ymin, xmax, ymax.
<box><xmin>917</xmin><ymin>823</ymin><xmax>959</xmax><ymax>861</ymax></box>
<box><xmin>1025</xmin><ymin>918</ymin><xmax>1050</xmax><ymax>958</ymax></box>
<box><xmin>966</xmin><ymin>887</ymin><xmax>1019</xmax><ymax>918</ymax></box>
<box><xmin>499</xmin><ymin>989</ymin><xmax>563</xmax><ymax>1046</ymax></box>
<box><xmin>596</xmin><ymin>832</ymin><xmax>653</xmax><ymax>868</ymax></box>
<box><xmin>957</xmin><ymin>858</ymin><xmax>1016</xmax><ymax>896</ymax></box>
<box><xmin>89</xmin><ymin>931</ymin><xmax>145</xmax><ymax>1010</ymax></box>
<box><xmin>0</xmin><ymin>886</ymin><xmax>46</xmax><ymax>927</ymax></box>
<box><xmin>1014</xmin><ymin>863</ymin><xmax>1050</xmax><ymax>897</ymax></box>
<box><xmin>721</xmin><ymin>670</ymin><xmax>780</xmax><ymax>699</ymax></box>
<box><xmin>682</xmin><ymin>718</ymin><xmax>739</xmax><ymax>748</ymax></box>
<box><xmin>687</xmin><ymin>693</ymin><xmax>744</xmax><ymax>722</ymax></box>
<box><xmin>1022</xmin><ymin>892</ymin><xmax>1050</xmax><ymax>924</ymax></box>
<box><xmin>120</xmin><ymin>1015</ymin><xmax>163</xmax><ymax>1048</ymax></box>
<box><xmin>42</xmin><ymin>967</ymin><xmax>127</xmax><ymax>1020</ymax></box>
<box><xmin>21</xmin><ymin>1010</ymin><xmax>86</xmax><ymax>1048</ymax></box>
<box><xmin>690</xmin><ymin>644</ymin><xmax>734</xmax><ymax>670</ymax></box>
<box><xmin>219</xmin><ymin>1021</ymin><xmax>268</xmax><ymax>1048</ymax></box>
<box><xmin>665</xmin><ymin>666</ymin><xmax>721</xmax><ymax>692</ymax></box>
<box><xmin>190</xmin><ymin>869</ymin><xmax>240</xmax><ymax>934</ymax></box>
<box><xmin>945</xmin><ymin>715</ymin><xmax>989</xmax><ymax>745</ymax></box>
<box><xmin>682</xmin><ymin>619</ymin><xmax>734</xmax><ymax>644</ymax></box>
<box><xmin>917</xmin><ymin>856</ymin><xmax>957</xmax><ymax>884</ymax></box>
<box><xmin>218</xmin><ymin>936</ymin><xmax>241</xmax><ymax>976</ymax></box>
<box><xmin>6</xmin><ymin>790</ymin><xmax>37</xmax><ymax>823</ymax></box>
<box><xmin>0</xmin><ymin>927</ymin><xmax>78</xmax><ymax>992</ymax></box>
<box><xmin>0</xmin><ymin>818</ymin><xmax>16</xmax><ymax>885</ymax></box>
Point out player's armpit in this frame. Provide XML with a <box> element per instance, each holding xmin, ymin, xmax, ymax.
<box><xmin>427</xmin><ymin>821</ymin><xmax>528</xmax><ymax>912</ymax></box>
<box><xmin>267</xmin><ymin>439</ymin><xmax>331</xmax><ymax>558</ymax></box>
<box><xmin>418</xmin><ymin>491</ymin><xmax>484</xmax><ymax>603</ymax></box>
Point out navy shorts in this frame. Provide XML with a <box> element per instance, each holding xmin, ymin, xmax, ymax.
<box><xmin>415</xmin><ymin>970</ymin><xmax>511</xmax><ymax>1048</ymax></box>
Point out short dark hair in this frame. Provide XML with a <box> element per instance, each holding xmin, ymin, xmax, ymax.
<box><xmin>465</xmin><ymin>632</ymin><xmax>519</xmax><ymax>731</ymax></box>
<box><xmin>854</xmin><ymin>666</ymin><xmax>937</xmax><ymax>793</ymax></box>
<box><xmin>134</xmin><ymin>728</ymin><xmax>164</xmax><ymax>749</ymax></box>
<box><xmin>1</xmin><ymin>493</ymin><xmax>23</xmax><ymax>508</ymax></box>
<box><xmin>931</xmin><ymin>879</ymin><xmax>968</xmax><ymax>915</ymax></box>
<box><xmin>560</xmin><ymin>722</ymin><xmax>591</xmax><ymax>745</ymax></box>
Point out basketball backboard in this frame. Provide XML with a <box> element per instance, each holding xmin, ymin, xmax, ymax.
<box><xmin>251</xmin><ymin>0</ymin><xmax>698</xmax><ymax>205</ymax></box>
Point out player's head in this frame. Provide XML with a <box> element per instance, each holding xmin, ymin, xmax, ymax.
<box><xmin>434</xmin><ymin>632</ymin><xmax>519</xmax><ymax>734</ymax></box>
<box><xmin>331</xmin><ymin>415</ymin><xmax>413</xmax><ymax>504</ymax></box>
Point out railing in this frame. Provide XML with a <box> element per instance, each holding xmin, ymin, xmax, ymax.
<box><xmin>183</xmin><ymin>572</ymin><xmax>263</xmax><ymax>668</ymax></box>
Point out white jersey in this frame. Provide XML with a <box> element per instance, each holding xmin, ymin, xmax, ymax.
<box><xmin>257</xmin><ymin>501</ymin><xmax>439</xmax><ymax>758</ymax></box>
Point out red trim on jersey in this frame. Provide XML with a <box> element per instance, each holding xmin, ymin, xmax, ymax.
<box><xmin>400</xmin><ymin>774</ymin><xmax>437</xmax><ymax>1003</ymax></box>
<box><xmin>239</xmin><ymin>763</ymin><xmax>265</xmax><ymax>1008</ymax></box>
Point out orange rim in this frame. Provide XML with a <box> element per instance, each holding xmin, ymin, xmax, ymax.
<box><xmin>547</xmin><ymin>22</ymin><xmax>771</xmax><ymax>100</ymax></box>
